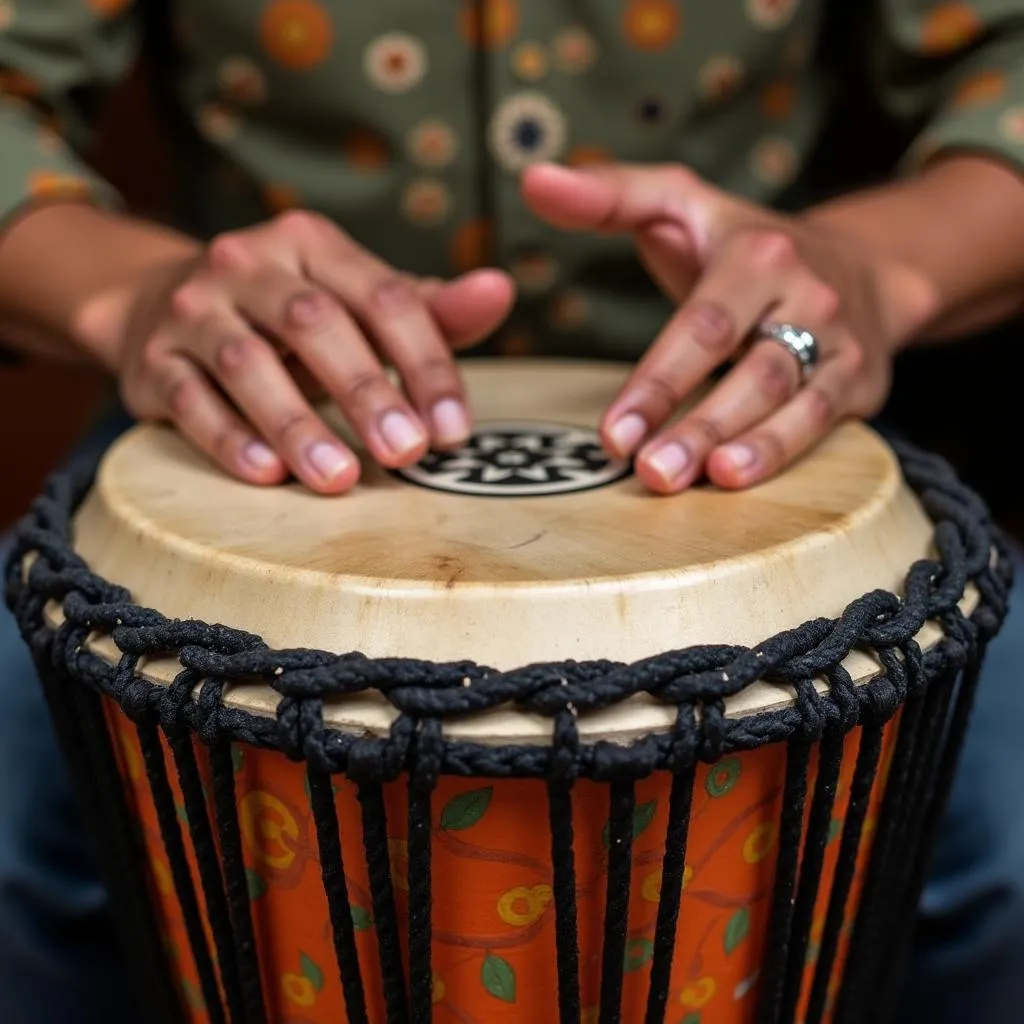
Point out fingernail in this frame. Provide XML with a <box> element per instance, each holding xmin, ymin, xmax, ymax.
<box><xmin>720</xmin><ymin>443</ymin><xmax>757</xmax><ymax>472</ymax></box>
<box><xmin>307</xmin><ymin>441</ymin><xmax>351</xmax><ymax>480</ymax></box>
<box><xmin>243</xmin><ymin>440</ymin><xmax>278</xmax><ymax>471</ymax></box>
<box><xmin>646</xmin><ymin>443</ymin><xmax>690</xmax><ymax>484</ymax></box>
<box><xmin>432</xmin><ymin>399</ymin><xmax>471</xmax><ymax>447</ymax></box>
<box><xmin>380</xmin><ymin>410</ymin><xmax>426</xmax><ymax>457</ymax></box>
<box><xmin>608</xmin><ymin>412</ymin><xmax>647</xmax><ymax>456</ymax></box>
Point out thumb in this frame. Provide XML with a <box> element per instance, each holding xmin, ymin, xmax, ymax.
<box><xmin>419</xmin><ymin>269</ymin><xmax>516</xmax><ymax>349</ymax></box>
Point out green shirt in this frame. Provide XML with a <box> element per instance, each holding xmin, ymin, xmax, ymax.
<box><xmin>2</xmin><ymin>0</ymin><xmax>1024</xmax><ymax>359</ymax></box>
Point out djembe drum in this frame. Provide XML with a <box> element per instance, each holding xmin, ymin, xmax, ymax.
<box><xmin>5</xmin><ymin>359</ymin><xmax>1010</xmax><ymax>1024</ymax></box>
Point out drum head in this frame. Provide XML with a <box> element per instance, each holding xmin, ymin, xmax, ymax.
<box><xmin>73</xmin><ymin>359</ymin><xmax>935</xmax><ymax>737</ymax></box>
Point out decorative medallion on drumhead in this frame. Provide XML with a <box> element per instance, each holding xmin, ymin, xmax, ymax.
<box><xmin>395</xmin><ymin>421</ymin><xmax>631</xmax><ymax>496</ymax></box>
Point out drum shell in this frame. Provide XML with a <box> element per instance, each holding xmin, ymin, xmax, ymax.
<box><xmin>105</xmin><ymin>701</ymin><xmax>899</xmax><ymax>1023</ymax></box>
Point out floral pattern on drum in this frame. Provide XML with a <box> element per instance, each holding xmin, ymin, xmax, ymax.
<box><xmin>104</xmin><ymin>701</ymin><xmax>898</xmax><ymax>1023</ymax></box>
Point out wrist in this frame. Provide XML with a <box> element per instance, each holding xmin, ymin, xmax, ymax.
<box><xmin>803</xmin><ymin>154</ymin><xmax>1024</xmax><ymax>346</ymax></box>
<box><xmin>0</xmin><ymin>202</ymin><xmax>201</xmax><ymax>369</ymax></box>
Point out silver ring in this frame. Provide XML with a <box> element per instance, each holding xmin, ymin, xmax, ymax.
<box><xmin>756</xmin><ymin>322</ymin><xmax>820</xmax><ymax>382</ymax></box>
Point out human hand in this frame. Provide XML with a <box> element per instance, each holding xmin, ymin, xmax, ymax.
<box><xmin>523</xmin><ymin>164</ymin><xmax>936</xmax><ymax>494</ymax></box>
<box><xmin>115</xmin><ymin>211</ymin><xmax>514</xmax><ymax>493</ymax></box>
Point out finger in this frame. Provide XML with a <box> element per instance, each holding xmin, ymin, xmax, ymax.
<box><xmin>601</xmin><ymin>230</ymin><xmax>799</xmax><ymax>458</ymax></box>
<box><xmin>420</xmin><ymin>269</ymin><xmax>516</xmax><ymax>350</ymax></box>
<box><xmin>151</xmin><ymin>352</ymin><xmax>290</xmax><ymax>486</ymax></box>
<box><xmin>174</xmin><ymin>300</ymin><xmax>361</xmax><ymax>493</ymax></box>
<box><xmin>214</xmin><ymin>263</ymin><xmax>431</xmax><ymax>467</ymax></box>
<box><xmin>706</xmin><ymin>354</ymin><xmax>854</xmax><ymax>489</ymax></box>
<box><xmin>521</xmin><ymin>162</ymin><xmax>718</xmax><ymax>251</ymax></box>
<box><xmin>635</xmin><ymin>339</ymin><xmax>802</xmax><ymax>493</ymax></box>
<box><xmin>304</xmin><ymin>247</ymin><xmax>474</xmax><ymax>449</ymax></box>
<box><xmin>635</xmin><ymin>220</ymin><xmax>701</xmax><ymax>304</ymax></box>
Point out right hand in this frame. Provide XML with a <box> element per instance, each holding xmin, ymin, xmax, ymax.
<box><xmin>116</xmin><ymin>211</ymin><xmax>514</xmax><ymax>493</ymax></box>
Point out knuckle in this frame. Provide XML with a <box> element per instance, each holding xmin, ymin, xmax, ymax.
<box><xmin>207</xmin><ymin>232</ymin><xmax>254</xmax><ymax>273</ymax></box>
<box><xmin>274</xmin><ymin>208</ymin><xmax>330</xmax><ymax>241</ymax></box>
<box><xmin>685</xmin><ymin>300</ymin><xmax>735</xmax><ymax>357</ymax></box>
<box><xmin>366</xmin><ymin>274</ymin><xmax>418</xmax><ymax>316</ymax></box>
<box><xmin>805</xmin><ymin>386</ymin><xmax>837</xmax><ymax>429</ymax></box>
<box><xmin>683</xmin><ymin>415</ymin><xmax>725</xmax><ymax>450</ymax></box>
<box><xmin>753</xmin><ymin>349</ymin><xmax>798</xmax><ymax>403</ymax></box>
<box><xmin>803</xmin><ymin>280</ymin><xmax>841</xmax><ymax>325</ymax></box>
<box><xmin>341</xmin><ymin>369</ymin><xmax>390</xmax><ymax>407</ymax></box>
<box><xmin>164</xmin><ymin>372</ymin><xmax>200</xmax><ymax>418</ymax></box>
<box><xmin>269</xmin><ymin>410</ymin><xmax>315</xmax><ymax>446</ymax></box>
<box><xmin>842</xmin><ymin>339</ymin><xmax>867</xmax><ymax>377</ymax></box>
<box><xmin>755</xmin><ymin>429</ymin><xmax>788</xmax><ymax>470</ymax></box>
<box><xmin>169</xmin><ymin>282</ymin><xmax>207</xmax><ymax>321</ymax></box>
<box><xmin>209</xmin><ymin>327</ymin><xmax>261</xmax><ymax>376</ymax></box>
<box><xmin>743</xmin><ymin>229</ymin><xmax>798</xmax><ymax>270</ymax></box>
<box><xmin>637</xmin><ymin>372</ymin><xmax>683</xmax><ymax>411</ymax></box>
<box><xmin>138</xmin><ymin>336</ymin><xmax>167</xmax><ymax>376</ymax></box>
<box><xmin>412</xmin><ymin>355</ymin><xmax>457</xmax><ymax>385</ymax></box>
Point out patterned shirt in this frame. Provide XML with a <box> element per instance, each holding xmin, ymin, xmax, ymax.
<box><xmin>2</xmin><ymin>0</ymin><xmax>1023</xmax><ymax>359</ymax></box>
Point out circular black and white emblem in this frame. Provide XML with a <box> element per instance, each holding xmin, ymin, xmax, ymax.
<box><xmin>395</xmin><ymin>421</ymin><xmax>632</xmax><ymax>496</ymax></box>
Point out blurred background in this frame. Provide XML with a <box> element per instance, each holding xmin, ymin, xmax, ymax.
<box><xmin>2</xmin><ymin>62</ymin><xmax>1021</xmax><ymax>542</ymax></box>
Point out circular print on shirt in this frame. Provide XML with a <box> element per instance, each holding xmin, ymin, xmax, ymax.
<box><xmin>394</xmin><ymin>421</ymin><xmax>632</xmax><ymax>496</ymax></box>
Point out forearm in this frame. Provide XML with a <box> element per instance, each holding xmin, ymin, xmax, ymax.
<box><xmin>0</xmin><ymin>202</ymin><xmax>200</xmax><ymax>369</ymax></box>
<box><xmin>805</xmin><ymin>154</ymin><xmax>1024</xmax><ymax>345</ymax></box>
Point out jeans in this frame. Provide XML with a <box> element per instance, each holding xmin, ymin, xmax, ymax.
<box><xmin>1</xmin><ymin>415</ymin><xmax>1021</xmax><ymax>1023</ymax></box>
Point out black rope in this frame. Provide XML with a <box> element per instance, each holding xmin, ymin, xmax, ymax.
<box><xmin>307</xmin><ymin>768</ymin><xmax>369</xmax><ymax>1024</ymax></box>
<box><xmin>3</xmin><ymin>437</ymin><xmax>1012</xmax><ymax>1024</ymax></box>
<box><xmin>164</xmin><ymin>714</ymin><xmax>248</xmax><ymax>1023</ymax></box>
<box><xmin>756</xmin><ymin>737</ymin><xmax>813</xmax><ymax>1024</ymax></box>
<box><xmin>135</xmin><ymin>718</ymin><xmax>226</xmax><ymax>1024</ymax></box>
<box><xmin>804</xmin><ymin>712</ymin><xmax>886</xmax><ymax>1023</ymax></box>
<box><xmin>599</xmin><ymin>780</ymin><xmax>636</xmax><ymax>1024</ymax></box>
<box><xmin>645</xmin><ymin>761</ymin><xmax>696</xmax><ymax>1024</ymax></box>
<box><xmin>778</xmin><ymin>725</ymin><xmax>846</xmax><ymax>1020</ymax></box>
<box><xmin>208</xmin><ymin>741</ymin><xmax>268</xmax><ymax>1024</ymax></box>
<box><xmin>357</xmin><ymin>782</ymin><xmax>409</xmax><ymax>1023</ymax></box>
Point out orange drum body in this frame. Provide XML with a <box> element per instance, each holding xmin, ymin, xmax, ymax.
<box><xmin>7</xmin><ymin>360</ymin><xmax>1007</xmax><ymax>1024</ymax></box>
<box><xmin>107</xmin><ymin>718</ymin><xmax>897</xmax><ymax>1023</ymax></box>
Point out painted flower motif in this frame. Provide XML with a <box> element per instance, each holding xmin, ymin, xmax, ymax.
<box><xmin>239</xmin><ymin>789</ymin><xmax>302</xmax><ymax>871</ymax></box>
<box><xmin>760</xmin><ymin>79</ymin><xmax>797</xmax><ymax>119</ymax></box>
<box><xmin>512</xmin><ymin>41</ymin><xmax>548</xmax><ymax>81</ymax></box>
<box><xmin>489</xmin><ymin>91</ymin><xmax>568</xmax><ymax>171</ymax></box>
<box><xmin>697</xmin><ymin>55</ymin><xmax>745</xmax><ymax>103</ymax></box>
<box><xmin>196</xmin><ymin>103</ymin><xmax>240</xmax><ymax>143</ymax></box>
<box><xmin>742</xmin><ymin>821</ymin><xmax>778</xmax><ymax>863</ymax></box>
<box><xmin>511</xmin><ymin>251</ymin><xmax>559</xmax><ymax>292</ymax></box>
<box><xmin>264</xmin><ymin>182</ymin><xmax>300</xmax><ymax>213</ymax></box>
<box><xmin>999</xmin><ymin>105</ymin><xmax>1024</xmax><ymax>144</ymax></box>
<box><xmin>27</xmin><ymin>170</ymin><xmax>91</xmax><ymax>201</ymax></box>
<box><xmin>746</xmin><ymin>0</ymin><xmax>798</xmax><ymax>31</ymax></box>
<box><xmin>496</xmin><ymin>884</ymin><xmax>553</xmax><ymax>926</ymax></box>
<box><xmin>734</xmin><ymin>970</ymin><xmax>760</xmax><ymax>1000</ymax></box>
<box><xmin>0</xmin><ymin>0</ymin><xmax>15</xmax><ymax>31</ymax></box>
<box><xmin>920</xmin><ymin>3</ymin><xmax>982</xmax><ymax>56</ymax></box>
<box><xmin>952</xmin><ymin>70</ymin><xmax>1007</xmax><ymax>109</ymax></box>
<box><xmin>451</xmin><ymin>218</ymin><xmax>493</xmax><ymax>273</ymax></box>
<box><xmin>343</xmin><ymin>129</ymin><xmax>391</xmax><ymax>171</ymax></box>
<box><xmin>260</xmin><ymin>0</ymin><xmax>333</xmax><ymax>70</ymax></box>
<box><xmin>705</xmin><ymin>756</ymin><xmax>742</xmax><ymax>797</ymax></box>
<box><xmin>364</xmin><ymin>32</ymin><xmax>428</xmax><ymax>94</ymax></box>
<box><xmin>401</xmin><ymin>178</ymin><xmax>451</xmax><ymax>226</ymax></box>
<box><xmin>750</xmin><ymin>134</ymin><xmax>799</xmax><ymax>186</ymax></box>
<box><xmin>432</xmin><ymin>971</ymin><xmax>445</xmax><ymax>1004</ymax></box>
<box><xmin>553</xmin><ymin>26</ymin><xmax>598</xmax><ymax>73</ymax></box>
<box><xmin>282</xmin><ymin>973</ymin><xmax>316</xmax><ymax>1007</ymax></box>
<box><xmin>218</xmin><ymin>56</ymin><xmax>267</xmax><ymax>105</ymax></box>
<box><xmin>461</xmin><ymin>0</ymin><xmax>519</xmax><ymax>48</ymax></box>
<box><xmin>547</xmin><ymin>290</ymin><xmax>588</xmax><ymax>332</ymax></box>
<box><xmin>680</xmin><ymin>976</ymin><xmax>717</xmax><ymax>1009</ymax></box>
<box><xmin>623</xmin><ymin>0</ymin><xmax>681</xmax><ymax>51</ymax></box>
<box><xmin>407</xmin><ymin>119</ymin><xmax>457</xmax><ymax>169</ymax></box>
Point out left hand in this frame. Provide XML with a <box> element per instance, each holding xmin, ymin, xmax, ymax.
<box><xmin>522</xmin><ymin>163</ymin><xmax>937</xmax><ymax>493</ymax></box>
